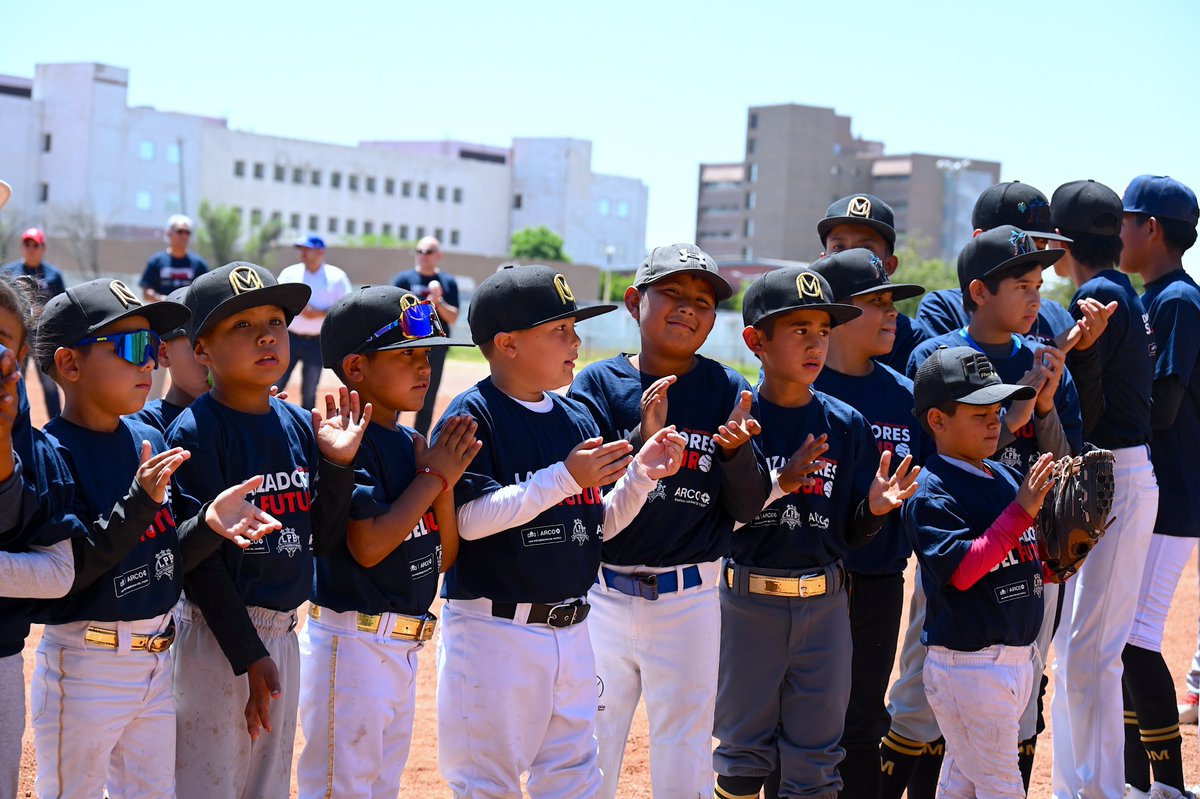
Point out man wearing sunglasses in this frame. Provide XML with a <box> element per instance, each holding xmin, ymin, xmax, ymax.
<box><xmin>140</xmin><ymin>214</ymin><xmax>208</xmax><ymax>401</ymax></box>
<box><xmin>1</xmin><ymin>228</ymin><xmax>66</xmax><ymax>418</ymax></box>
<box><xmin>391</xmin><ymin>236</ymin><xmax>460</xmax><ymax>435</ymax></box>
<box><xmin>276</xmin><ymin>235</ymin><xmax>351</xmax><ymax>410</ymax></box>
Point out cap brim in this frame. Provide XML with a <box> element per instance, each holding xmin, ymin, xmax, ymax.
<box><xmin>0</xmin><ymin>181</ymin><xmax>11</xmax><ymax>212</ymax></box>
<box><xmin>536</xmin><ymin>303</ymin><xmax>619</xmax><ymax>328</ymax></box>
<box><xmin>636</xmin><ymin>269</ymin><xmax>734</xmax><ymax>301</ymax></box>
<box><xmin>112</xmin><ymin>300</ymin><xmax>191</xmax><ymax>336</ymax></box>
<box><xmin>957</xmin><ymin>382</ymin><xmax>1037</xmax><ymax>407</ymax></box>
<box><xmin>983</xmin><ymin>249</ymin><xmax>1064</xmax><ymax>278</ymax></box>
<box><xmin>753</xmin><ymin>302</ymin><xmax>864</xmax><ymax>328</ymax></box>
<box><xmin>848</xmin><ymin>283</ymin><xmax>926</xmax><ymax>302</ymax></box>
<box><xmin>192</xmin><ymin>283</ymin><xmax>312</xmax><ymax>340</ymax></box>
<box><xmin>818</xmin><ymin>216</ymin><xmax>897</xmax><ymax>246</ymax></box>
<box><xmin>1024</xmin><ymin>229</ymin><xmax>1073</xmax><ymax>243</ymax></box>
<box><xmin>373</xmin><ymin>335</ymin><xmax>475</xmax><ymax>352</ymax></box>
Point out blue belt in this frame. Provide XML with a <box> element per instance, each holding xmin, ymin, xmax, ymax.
<box><xmin>597</xmin><ymin>565</ymin><xmax>703</xmax><ymax>601</ymax></box>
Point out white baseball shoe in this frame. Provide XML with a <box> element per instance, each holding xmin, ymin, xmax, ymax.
<box><xmin>1179</xmin><ymin>692</ymin><xmax>1199</xmax><ymax>724</ymax></box>
<box><xmin>1148</xmin><ymin>783</ymin><xmax>1197</xmax><ymax>799</ymax></box>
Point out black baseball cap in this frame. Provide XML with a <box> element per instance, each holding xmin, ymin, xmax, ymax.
<box><xmin>808</xmin><ymin>248</ymin><xmax>925</xmax><ymax>303</ymax></box>
<box><xmin>957</xmin><ymin>225</ymin><xmax>1063</xmax><ymax>291</ymax></box>
<box><xmin>1123</xmin><ymin>175</ymin><xmax>1200</xmax><ymax>226</ymax></box>
<box><xmin>321</xmin><ymin>285</ymin><xmax>472</xmax><ymax>369</ymax></box>
<box><xmin>913</xmin><ymin>346</ymin><xmax>1036</xmax><ymax>419</ymax></box>
<box><xmin>972</xmin><ymin>181</ymin><xmax>1071</xmax><ymax>243</ymax></box>
<box><xmin>38</xmin><ymin>278</ymin><xmax>190</xmax><ymax>356</ymax></box>
<box><xmin>817</xmin><ymin>194</ymin><xmax>896</xmax><ymax>247</ymax></box>
<box><xmin>742</xmin><ymin>266</ymin><xmax>862</xmax><ymax>328</ymax></box>
<box><xmin>1050</xmin><ymin>180</ymin><xmax>1123</xmax><ymax>237</ymax></box>
<box><xmin>633</xmin><ymin>243</ymin><xmax>733</xmax><ymax>301</ymax></box>
<box><xmin>185</xmin><ymin>262</ymin><xmax>311</xmax><ymax>342</ymax></box>
<box><xmin>162</xmin><ymin>287</ymin><xmax>191</xmax><ymax>341</ymax></box>
<box><xmin>468</xmin><ymin>264</ymin><xmax>616</xmax><ymax>345</ymax></box>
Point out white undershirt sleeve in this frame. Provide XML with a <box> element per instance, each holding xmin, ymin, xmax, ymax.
<box><xmin>0</xmin><ymin>539</ymin><xmax>75</xmax><ymax>599</ymax></box>
<box><xmin>456</xmin><ymin>462</ymin><xmax>583</xmax><ymax>541</ymax></box>
<box><xmin>732</xmin><ymin>468</ymin><xmax>788</xmax><ymax>531</ymax></box>
<box><xmin>600</xmin><ymin>459</ymin><xmax>657</xmax><ymax>540</ymax></box>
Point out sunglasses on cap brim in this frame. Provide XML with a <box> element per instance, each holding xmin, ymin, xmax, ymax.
<box><xmin>355</xmin><ymin>299</ymin><xmax>447</xmax><ymax>352</ymax></box>
<box><xmin>73</xmin><ymin>329</ymin><xmax>161</xmax><ymax>368</ymax></box>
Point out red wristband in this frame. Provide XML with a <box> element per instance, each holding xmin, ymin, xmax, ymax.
<box><xmin>418</xmin><ymin>467</ymin><xmax>450</xmax><ymax>493</ymax></box>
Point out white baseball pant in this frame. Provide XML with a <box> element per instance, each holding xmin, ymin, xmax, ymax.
<box><xmin>923</xmin><ymin>644</ymin><xmax>1035</xmax><ymax>799</ymax></box>
<box><xmin>297</xmin><ymin>609</ymin><xmax>424</xmax><ymax>799</ymax></box>
<box><xmin>437</xmin><ymin>598</ymin><xmax>601</xmax><ymax>799</ymax></box>
<box><xmin>1051</xmin><ymin>445</ymin><xmax>1158</xmax><ymax>799</ymax></box>
<box><xmin>588</xmin><ymin>560</ymin><xmax>721</xmax><ymax>799</ymax></box>
<box><xmin>174</xmin><ymin>599</ymin><xmax>300</xmax><ymax>799</ymax></box>
<box><xmin>1129</xmin><ymin>534</ymin><xmax>1196</xmax><ymax>652</ymax></box>
<box><xmin>0</xmin><ymin>653</ymin><xmax>21</xmax><ymax>799</ymax></box>
<box><xmin>32</xmin><ymin>615</ymin><xmax>176</xmax><ymax>799</ymax></box>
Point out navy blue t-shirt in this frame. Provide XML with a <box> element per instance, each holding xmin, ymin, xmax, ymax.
<box><xmin>569</xmin><ymin>354</ymin><xmax>755</xmax><ymax>567</ymax></box>
<box><xmin>140</xmin><ymin>251</ymin><xmax>208</xmax><ymax>296</ymax></box>
<box><xmin>908</xmin><ymin>330</ymin><xmax>1083</xmax><ymax>472</ymax></box>
<box><xmin>814</xmin><ymin>364</ymin><xmax>928</xmax><ymax>575</ymax></box>
<box><xmin>36</xmin><ymin>418</ymin><xmax>181</xmax><ymax>624</ymax></box>
<box><xmin>904</xmin><ymin>455</ymin><xmax>1044</xmax><ymax>650</ymax></box>
<box><xmin>438</xmin><ymin>379</ymin><xmax>605</xmax><ymax>604</ymax></box>
<box><xmin>169</xmin><ymin>394</ymin><xmax>318</xmax><ymax>611</ymax></box>
<box><xmin>1070</xmin><ymin>270</ymin><xmax>1154</xmax><ymax>449</ymax></box>
<box><xmin>128</xmin><ymin>398</ymin><xmax>188</xmax><ymax>435</ymax></box>
<box><xmin>314</xmin><ymin>422</ymin><xmax>442</xmax><ymax>615</ymax></box>
<box><xmin>1143</xmin><ymin>271</ymin><xmax>1200</xmax><ymax>537</ymax></box>
<box><xmin>0</xmin><ymin>261</ymin><xmax>66</xmax><ymax>306</ymax></box>
<box><xmin>735</xmin><ymin>391</ymin><xmax>878</xmax><ymax>569</ymax></box>
<box><xmin>391</xmin><ymin>270</ymin><xmax>460</xmax><ymax>334</ymax></box>
<box><xmin>916</xmin><ymin>288</ymin><xmax>1075</xmax><ymax>347</ymax></box>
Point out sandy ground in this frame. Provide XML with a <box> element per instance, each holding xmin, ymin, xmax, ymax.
<box><xmin>15</xmin><ymin>359</ymin><xmax>1200</xmax><ymax>797</ymax></box>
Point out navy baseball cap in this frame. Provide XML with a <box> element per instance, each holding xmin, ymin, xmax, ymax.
<box><xmin>808</xmin><ymin>248</ymin><xmax>925</xmax><ymax>303</ymax></box>
<box><xmin>958</xmin><ymin>225</ymin><xmax>1063</xmax><ymax>290</ymax></box>
<box><xmin>185</xmin><ymin>261</ymin><xmax>311</xmax><ymax>342</ymax></box>
<box><xmin>322</xmin><ymin>285</ymin><xmax>472</xmax><ymax>369</ymax></box>
<box><xmin>633</xmin><ymin>243</ymin><xmax>733</xmax><ymax>301</ymax></box>
<box><xmin>1050</xmin><ymin>180</ymin><xmax>1123</xmax><ymax>237</ymax></box>
<box><xmin>972</xmin><ymin>181</ymin><xmax>1071</xmax><ymax>243</ymax></box>
<box><xmin>1122</xmin><ymin>175</ymin><xmax>1200</xmax><ymax>227</ymax></box>
<box><xmin>913</xmin><ymin>346</ymin><xmax>1036</xmax><ymax>419</ymax></box>
<box><xmin>742</xmin><ymin>266</ymin><xmax>862</xmax><ymax>329</ymax></box>
<box><xmin>468</xmin><ymin>264</ymin><xmax>616</xmax><ymax>345</ymax></box>
<box><xmin>38</xmin><ymin>278</ymin><xmax>190</xmax><ymax>363</ymax></box>
<box><xmin>817</xmin><ymin>194</ymin><xmax>897</xmax><ymax>247</ymax></box>
<box><xmin>295</xmin><ymin>235</ymin><xmax>326</xmax><ymax>249</ymax></box>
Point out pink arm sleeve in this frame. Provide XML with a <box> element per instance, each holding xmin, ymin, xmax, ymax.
<box><xmin>949</xmin><ymin>502</ymin><xmax>1034</xmax><ymax>590</ymax></box>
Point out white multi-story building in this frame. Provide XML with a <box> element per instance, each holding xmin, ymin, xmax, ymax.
<box><xmin>0</xmin><ymin>62</ymin><xmax>648</xmax><ymax>262</ymax></box>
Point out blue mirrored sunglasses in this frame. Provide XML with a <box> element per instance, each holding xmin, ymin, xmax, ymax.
<box><xmin>74</xmin><ymin>329</ymin><xmax>161</xmax><ymax>368</ymax></box>
<box><xmin>356</xmin><ymin>299</ymin><xmax>446</xmax><ymax>352</ymax></box>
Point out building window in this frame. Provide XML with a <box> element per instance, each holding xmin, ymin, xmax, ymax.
<box><xmin>138</xmin><ymin>140</ymin><xmax>155</xmax><ymax>161</ymax></box>
<box><xmin>749</xmin><ymin>163</ymin><xmax>759</xmax><ymax>183</ymax></box>
<box><xmin>164</xmin><ymin>192</ymin><xmax>181</xmax><ymax>212</ymax></box>
<box><xmin>348</xmin><ymin>174</ymin><xmax>359</xmax><ymax>191</ymax></box>
<box><xmin>308</xmin><ymin>214</ymin><xmax>319</xmax><ymax>231</ymax></box>
<box><xmin>436</xmin><ymin>186</ymin><xmax>446</xmax><ymax>202</ymax></box>
<box><xmin>290</xmin><ymin>213</ymin><xmax>301</xmax><ymax>229</ymax></box>
<box><xmin>331</xmin><ymin>171</ymin><xmax>342</xmax><ymax>188</ymax></box>
<box><xmin>749</xmin><ymin>112</ymin><xmax>758</xmax><ymax>130</ymax></box>
<box><xmin>233</xmin><ymin>206</ymin><xmax>243</xmax><ymax>221</ymax></box>
<box><xmin>453</xmin><ymin>187</ymin><xmax>463</xmax><ymax>204</ymax></box>
<box><xmin>746</xmin><ymin>192</ymin><xmax>756</xmax><ymax>209</ymax></box>
<box><xmin>747</xmin><ymin>138</ymin><xmax>756</xmax><ymax>155</ymax></box>
<box><xmin>274</xmin><ymin>165</ymin><xmax>285</xmax><ymax>182</ymax></box>
<box><xmin>42</xmin><ymin>133</ymin><xmax>51</xmax><ymax>152</ymax></box>
<box><xmin>598</xmin><ymin>199</ymin><xmax>610</xmax><ymax>216</ymax></box>
<box><xmin>399</xmin><ymin>225</ymin><xmax>409</xmax><ymax>240</ymax></box>
<box><xmin>234</xmin><ymin>160</ymin><xmax>246</xmax><ymax>177</ymax></box>
<box><xmin>250</xmin><ymin>209</ymin><xmax>263</xmax><ymax>226</ymax></box>
<box><xmin>366</xmin><ymin>176</ymin><xmax>376</xmax><ymax>193</ymax></box>
<box><xmin>39</xmin><ymin>183</ymin><xmax>48</xmax><ymax>203</ymax></box>
<box><xmin>416</xmin><ymin>226</ymin><xmax>426</xmax><ymax>239</ymax></box>
<box><xmin>418</xmin><ymin>183</ymin><xmax>428</xmax><ymax>199</ymax></box>
<box><xmin>385</xmin><ymin>178</ymin><xmax>395</xmax><ymax>195</ymax></box>
<box><xmin>292</xmin><ymin>167</ymin><xmax>303</xmax><ymax>184</ymax></box>
<box><xmin>434</xmin><ymin>227</ymin><xmax>444</xmax><ymax>241</ymax></box>
<box><xmin>513</xmin><ymin>193</ymin><xmax>522</xmax><ymax>209</ymax></box>
<box><xmin>617</xmin><ymin>201</ymin><xmax>630</xmax><ymax>219</ymax></box>
<box><xmin>167</xmin><ymin>142</ymin><xmax>180</xmax><ymax>164</ymax></box>
<box><xmin>328</xmin><ymin>217</ymin><xmax>338</xmax><ymax>233</ymax></box>
<box><xmin>450</xmin><ymin>229</ymin><xmax>460</xmax><ymax>246</ymax></box>
<box><xmin>382</xmin><ymin>223</ymin><xmax>393</xmax><ymax>236</ymax></box>
<box><xmin>363</xmin><ymin>221</ymin><xmax>373</xmax><ymax>235</ymax></box>
<box><xmin>402</xmin><ymin>181</ymin><xmax>412</xmax><ymax>197</ymax></box>
<box><xmin>270</xmin><ymin>210</ymin><xmax>282</xmax><ymax>223</ymax></box>
<box><xmin>743</xmin><ymin>246</ymin><xmax>754</xmax><ymax>260</ymax></box>
<box><xmin>136</xmin><ymin>190</ymin><xmax>152</xmax><ymax>211</ymax></box>
<box><xmin>744</xmin><ymin>219</ymin><xmax>755</xmax><ymax>237</ymax></box>
<box><xmin>831</xmin><ymin>165</ymin><xmax>841</xmax><ymax>176</ymax></box>
<box><xmin>346</xmin><ymin>219</ymin><xmax>356</xmax><ymax>235</ymax></box>
<box><xmin>311</xmin><ymin>170</ymin><xmax>322</xmax><ymax>186</ymax></box>
<box><xmin>253</xmin><ymin>162</ymin><xmax>265</xmax><ymax>179</ymax></box>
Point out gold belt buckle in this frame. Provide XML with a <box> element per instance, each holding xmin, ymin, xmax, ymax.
<box><xmin>84</xmin><ymin>626</ymin><xmax>118</xmax><ymax>648</ymax></box>
<box><xmin>395</xmin><ymin>615</ymin><xmax>436</xmax><ymax>642</ymax></box>
<box><xmin>797</xmin><ymin>574</ymin><xmax>827</xmax><ymax>598</ymax></box>
<box><xmin>355</xmin><ymin>612</ymin><xmax>384</xmax><ymax>635</ymax></box>
<box><xmin>145</xmin><ymin>631</ymin><xmax>174</xmax><ymax>653</ymax></box>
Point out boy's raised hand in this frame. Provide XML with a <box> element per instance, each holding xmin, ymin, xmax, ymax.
<box><xmin>715</xmin><ymin>390</ymin><xmax>762</xmax><ymax>455</ymax></box>
<box><xmin>566</xmin><ymin>437</ymin><xmax>633</xmax><ymax>488</ymax></box>
<box><xmin>867</xmin><ymin>450</ymin><xmax>921</xmax><ymax>516</ymax></box>
<box><xmin>634</xmin><ymin>425</ymin><xmax>688</xmax><ymax>480</ymax></box>
<box><xmin>1016</xmin><ymin>451</ymin><xmax>1056</xmax><ymax>518</ymax></box>
<box><xmin>204</xmin><ymin>474</ymin><xmax>283</xmax><ymax>548</ymax></box>
<box><xmin>0</xmin><ymin>345</ymin><xmax>20</xmax><ymax>441</ymax></box>
<box><xmin>416</xmin><ymin>416</ymin><xmax>482</xmax><ymax>489</ymax></box>
<box><xmin>778</xmin><ymin>433</ymin><xmax>829</xmax><ymax>494</ymax></box>
<box><xmin>312</xmin><ymin>386</ymin><xmax>372</xmax><ymax>466</ymax></box>
<box><xmin>639</xmin><ymin>375</ymin><xmax>676</xmax><ymax>439</ymax></box>
<box><xmin>136</xmin><ymin>441</ymin><xmax>190</xmax><ymax>504</ymax></box>
<box><xmin>1057</xmin><ymin>298</ymin><xmax>1118</xmax><ymax>353</ymax></box>
<box><xmin>1033</xmin><ymin>347</ymin><xmax>1067</xmax><ymax>415</ymax></box>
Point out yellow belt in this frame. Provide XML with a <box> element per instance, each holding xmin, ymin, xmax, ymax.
<box><xmin>308</xmin><ymin>605</ymin><xmax>436</xmax><ymax>642</ymax></box>
<box><xmin>84</xmin><ymin>624</ymin><xmax>175</xmax><ymax>653</ymax></box>
<box><xmin>725</xmin><ymin>566</ymin><xmax>829</xmax><ymax>598</ymax></box>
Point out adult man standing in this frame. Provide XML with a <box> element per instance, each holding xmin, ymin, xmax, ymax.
<box><xmin>391</xmin><ymin>236</ymin><xmax>459</xmax><ymax>435</ymax></box>
<box><xmin>139</xmin><ymin>214</ymin><xmax>207</xmax><ymax>399</ymax></box>
<box><xmin>277</xmin><ymin>235</ymin><xmax>351</xmax><ymax>410</ymax></box>
<box><xmin>1</xmin><ymin>228</ymin><xmax>66</xmax><ymax>417</ymax></box>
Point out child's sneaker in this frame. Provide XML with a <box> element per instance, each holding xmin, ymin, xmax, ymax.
<box><xmin>1149</xmin><ymin>783</ymin><xmax>1197</xmax><ymax>799</ymax></box>
<box><xmin>1179</xmin><ymin>692</ymin><xmax>1199</xmax><ymax>724</ymax></box>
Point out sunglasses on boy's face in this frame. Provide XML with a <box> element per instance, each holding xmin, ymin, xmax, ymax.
<box><xmin>73</xmin><ymin>329</ymin><xmax>161</xmax><ymax>368</ymax></box>
<box><xmin>356</xmin><ymin>300</ymin><xmax>446</xmax><ymax>352</ymax></box>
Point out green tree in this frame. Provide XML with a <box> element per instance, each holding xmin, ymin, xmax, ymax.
<box><xmin>601</xmin><ymin>272</ymin><xmax>637</xmax><ymax>302</ymax></box>
<box><xmin>510</xmin><ymin>226</ymin><xmax>570</xmax><ymax>263</ymax></box>
<box><xmin>893</xmin><ymin>246</ymin><xmax>957</xmax><ymax>317</ymax></box>
<box><xmin>195</xmin><ymin>201</ymin><xmax>241</xmax><ymax>265</ymax></box>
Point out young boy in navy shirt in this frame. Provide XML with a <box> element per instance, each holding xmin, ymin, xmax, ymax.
<box><xmin>168</xmin><ymin>262</ymin><xmax>368</xmax><ymax>799</ymax></box>
<box><xmin>714</xmin><ymin>265</ymin><xmax>919</xmax><ymax>799</ymax></box>
<box><xmin>905</xmin><ymin>345</ymin><xmax>1054</xmax><ymax>799</ymax></box>
<box><xmin>569</xmin><ymin>244</ymin><xmax>771</xmax><ymax>799</ymax></box>
<box><xmin>808</xmin><ymin>248</ymin><xmax>927</xmax><ymax>799</ymax></box>
<box><xmin>129</xmin><ymin>286</ymin><xmax>211</xmax><ymax>433</ymax></box>
<box><xmin>296</xmin><ymin>285</ymin><xmax>479</xmax><ymax>798</ymax></box>
<box><xmin>435</xmin><ymin>264</ymin><xmax>687</xmax><ymax>797</ymax></box>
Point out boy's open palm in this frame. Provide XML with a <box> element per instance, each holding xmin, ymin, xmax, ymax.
<box><xmin>868</xmin><ymin>450</ymin><xmax>921</xmax><ymax>515</ymax></box>
<box><xmin>417</xmin><ymin>415</ymin><xmax>482</xmax><ymax>487</ymax></box>
<box><xmin>313</xmin><ymin>387</ymin><xmax>372</xmax><ymax>466</ymax></box>
<box><xmin>635</xmin><ymin>425</ymin><xmax>688</xmax><ymax>480</ymax></box>
<box><xmin>715</xmin><ymin>390</ymin><xmax>761</xmax><ymax>454</ymax></box>
<box><xmin>779</xmin><ymin>434</ymin><xmax>829</xmax><ymax>493</ymax></box>
<box><xmin>1017</xmin><ymin>452</ymin><xmax>1056</xmax><ymax>517</ymax></box>
<box><xmin>205</xmin><ymin>474</ymin><xmax>283</xmax><ymax>548</ymax></box>
<box><xmin>639</xmin><ymin>375</ymin><xmax>676</xmax><ymax>439</ymax></box>
<box><xmin>566</xmin><ymin>437</ymin><xmax>633</xmax><ymax>488</ymax></box>
<box><xmin>136</xmin><ymin>441</ymin><xmax>190</xmax><ymax>504</ymax></box>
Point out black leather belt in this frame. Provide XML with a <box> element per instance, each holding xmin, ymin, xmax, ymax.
<box><xmin>491</xmin><ymin>600</ymin><xmax>590</xmax><ymax>628</ymax></box>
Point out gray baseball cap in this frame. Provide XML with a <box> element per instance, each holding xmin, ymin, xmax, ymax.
<box><xmin>633</xmin><ymin>243</ymin><xmax>733</xmax><ymax>301</ymax></box>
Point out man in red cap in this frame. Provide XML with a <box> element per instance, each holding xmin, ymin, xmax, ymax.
<box><xmin>1</xmin><ymin>228</ymin><xmax>65</xmax><ymax>417</ymax></box>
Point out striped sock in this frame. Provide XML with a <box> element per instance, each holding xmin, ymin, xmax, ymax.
<box><xmin>879</xmin><ymin>730</ymin><xmax>924</xmax><ymax>799</ymax></box>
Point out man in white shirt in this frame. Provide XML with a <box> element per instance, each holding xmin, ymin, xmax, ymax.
<box><xmin>276</xmin><ymin>235</ymin><xmax>352</xmax><ymax>409</ymax></box>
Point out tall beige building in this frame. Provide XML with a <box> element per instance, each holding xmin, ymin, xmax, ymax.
<box><xmin>695</xmin><ymin>104</ymin><xmax>1000</xmax><ymax>262</ymax></box>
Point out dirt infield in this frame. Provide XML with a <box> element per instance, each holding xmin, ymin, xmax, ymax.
<box><xmin>16</xmin><ymin>360</ymin><xmax>1200</xmax><ymax>796</ymax></box>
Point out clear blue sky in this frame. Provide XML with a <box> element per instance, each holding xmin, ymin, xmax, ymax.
<box><xmin>3</xmin><ymin>0</ymin><xmax>1198</xmax><ymax>267</ymax></box>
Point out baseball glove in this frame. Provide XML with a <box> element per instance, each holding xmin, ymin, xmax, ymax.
<box><xmin>1036</xmin><ymin>445</ymin><xmax>1117</xmax><ymax>583</ymax></box>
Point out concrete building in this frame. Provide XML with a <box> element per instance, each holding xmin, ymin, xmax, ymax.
<box><xmin>0</xmin><ymin>62</ymin><xmax>648</xmax><ymax>263</ymax></box>
<box><xmin>695</xmin><ymin>104</ymin><xmax>1000</xmax><ymax>263</ymax></box>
